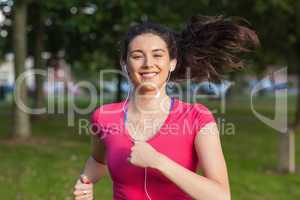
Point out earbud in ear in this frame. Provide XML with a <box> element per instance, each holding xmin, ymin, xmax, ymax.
<box><xmin>122</xmin><ymin>64</ymin><xmax>128</xmax><ymax>73</ymax></box>
<box><xmin>170</xmin><ymin>65</ymin><xmax>175</xmax><ymax>72</ymax></box>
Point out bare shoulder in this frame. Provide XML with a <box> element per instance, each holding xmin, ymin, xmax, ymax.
<box><xmin>194</xmin><ymin>122</ymin><xmax>229</xmax><ymax>190</ymax></box>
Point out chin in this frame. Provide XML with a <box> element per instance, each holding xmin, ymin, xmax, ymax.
<box><xmin>136</xmin><ymin>82</ymin><xmax>161</xmax><ymax>94</ymax></box>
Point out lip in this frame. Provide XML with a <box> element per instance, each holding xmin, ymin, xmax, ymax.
<box><xmin>139</xmin><ymin>71</ymin><xmax>159</xmax><ymax>78</ymax></box>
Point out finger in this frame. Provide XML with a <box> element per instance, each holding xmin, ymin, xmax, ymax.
<box><xmin>74</xmin><ymin>186</ymin><xmax>92</xmax><ymax>192</ymax></box>
<box><xmin>75</xmin><ymin>194</ymin><xmax>93</xmax><ymax>200</ymax></box>
<box><xmin>134</xmin><ymin>140</ymin><xmax>142</xmax><ymax>144</ymax></box>
<box><xmin>74</xmin><ymin>188</ymin><xmax>92</xmax><ymax>195</ymax></box>
<box><xmin>75</xmin><ymin>193</ymin><xmax>93</xmax><ymax>199</ymax></box>
<box><xmin>74</xmin><ymin>193</ymin><xmax>93</xmax><ymax>200</ymax></box>
<box><xmin>74</xmin><ymin>192</ymin><xmax>93</xmax><ymax>198</ymax></box>
<box><xmin>73</xmin><ymin>189</ymin><xmax>92</xmax><ymax>196</ymax></box>
<box><xmin>75</xmin><ymin>183</ymin><xmax>93</xmax><ymax>190</ymax></box>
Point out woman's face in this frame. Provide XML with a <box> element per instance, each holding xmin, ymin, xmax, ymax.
<box><xmin>125</xmin><ymin>33</ymin><xmax>176</xmax><ymax>94</ymax></box>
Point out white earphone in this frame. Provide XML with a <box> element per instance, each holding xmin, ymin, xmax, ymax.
<box><xmin>170</xmin><ymin>64</ymin><xmax>175</xmax><ymax>72</ymax></box>
<box><xmin>122</xmin><ymin>64</ymin><xmax>174</xmax><ymax>200</ymax></box>
<box><xmin>122</xmin><ymin>64</ymin><xmax>129</xmax><ymax>77</ymax></box>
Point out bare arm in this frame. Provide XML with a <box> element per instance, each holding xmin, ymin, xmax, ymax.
<box><xmin>81</xmin><ymin>134</ymin><xmax>108</xmax><ymax>183</ymax></box>
<box><xmin>73</xmin><ymin>134</ymin><xmax>108</xmax><ymax>199</ymax></box>
<box><xmin>154</xmin><ymin>122</ymin><xmax>231</xmax><ymax>200</ymax></box>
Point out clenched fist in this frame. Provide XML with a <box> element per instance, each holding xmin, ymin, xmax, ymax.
<box><xmin>73</xmin><ymin>176</ymin><xmax>93</xmax><ymax>200</ymax></box>
<box><xmin>128</xmin><ymin>141</ymin><xmax>162</xmax><ymax>169</ymax></box>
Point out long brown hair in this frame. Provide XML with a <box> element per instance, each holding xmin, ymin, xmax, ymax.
<box><xmin>120</xmin><ymin>15</ymin><xmax>260</xmax><ymax>82</ymax></box>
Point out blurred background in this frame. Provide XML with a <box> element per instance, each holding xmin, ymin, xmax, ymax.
<box><xmin>0</xmin><ymin>0</ymin><xmax>299</xmax><ymax>199</ymax></box>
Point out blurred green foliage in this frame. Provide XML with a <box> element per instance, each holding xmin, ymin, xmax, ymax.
<box><xmin>0</xmin><ymin>0</ymin><xmax>299</xmax><ymax>75</ymax></box>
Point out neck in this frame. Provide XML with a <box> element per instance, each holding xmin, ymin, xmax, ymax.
<box><xmin>128</xmin><ymin>86</ymin><xmax>171</xmax><ymax>114</ymax></box>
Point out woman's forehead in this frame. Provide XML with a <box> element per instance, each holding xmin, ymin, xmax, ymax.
<box><xmin>128</xmin><ymin>33</ymin><xmax>168</xmax><ymax>52</ymax></box>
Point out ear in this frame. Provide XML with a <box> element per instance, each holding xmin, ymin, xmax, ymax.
<box><xmin>120</xmin><ymin>60</ymin><xmax>127</xmax><ymax>72</ymax></box>
<box><xmin>120</xmin><ymin>60</ymin><xmax>125</xmax><ymax>68</ymax></box>
<box><xmin>170</xmin><ymin>59</ymin><xmax>177</xmax><ymax>72</ymax></box>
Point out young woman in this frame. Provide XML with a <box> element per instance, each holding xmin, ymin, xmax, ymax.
<box><xmin>73</xmin><ymin>15</ymin><xmax>259</xmax><ymax>200</ymax></box>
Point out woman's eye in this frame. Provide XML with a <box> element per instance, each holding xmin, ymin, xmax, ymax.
<box><xmin>154</xmin><ymin>54</ymin><xmax>163</xmax><ymax>58</ymax></box>
<box><xmin>132</xmin><ymin>55</ymin><xmax>143</xmax><ymax>59</ymax></box>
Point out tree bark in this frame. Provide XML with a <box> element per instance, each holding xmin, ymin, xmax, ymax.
<box><xmin>116</xmin><ymin>70</ymin><xmax>123</xmax><ymax>102</ymax></box>
<box><xmin>32</xmin><ymin>2</ymin><xmax>45</xmax><ymax>113</ymax></box>
<box><xmin>275</xmin><ymin>66</ymin><xmax>296</xmax><ymax>173</ymax></box>
<box><xmin>110</xmin><ymin>0</ymin><xmax>123</xmax><ymax>103</ymax></box>
<box><xmin>278</xmin><ymin>130</ymin><xmax>295</xmax><ymax>173</ymax></box>
<box><xmin>12</xmin><ymin>0</ymin><xmax>31</xmax><ymax>139</ymax></box>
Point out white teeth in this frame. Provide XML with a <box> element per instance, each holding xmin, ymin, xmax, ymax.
<box><xmin>140</xmin><ymin>72</ymin><xmax>157</xmax><ymax>78</ymax></box>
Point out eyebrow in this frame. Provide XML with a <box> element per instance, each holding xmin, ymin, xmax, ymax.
<box><xmin>129</xmin><ymin>49</ymin><xmax>166</xmax><ymax>54</ymax></box>
<box><xmin>152</xmin><ymin>49</ymin><xmax>166</xmax><ymax>53</ymax></box>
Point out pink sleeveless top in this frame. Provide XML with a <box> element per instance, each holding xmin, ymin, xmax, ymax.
<box><xmin>91</xmin><ymin>97</ymin><xmax>215</xmax><ymax>200</ymax></box>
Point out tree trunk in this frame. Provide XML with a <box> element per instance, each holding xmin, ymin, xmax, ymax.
<box><xmin>12</xmin><ymin>0</ymin><xmax>31</xmax><ymax>139</ymax></box>
<box><xmin>110</xmin><ymin>0</ymin><xmax>123</xmax><ymax>103</ymax></box>
<box><xmin>278</xmin><ymin>130</ymin><xmax>295</xmax><ymax>173</ymax></box>
<box><xmin>32</xmin><ymin>2</ymin><xmax>45</xmax><ymax>113</ymax></box>
<box><xmin>274</xmin><ymin>67</ymin><xmax>295</xmax><ymax>173</ymax></box>
<box><xmin>116</xmin><ymin>71</ymin><xmax>123</xmax><ymax>102</ymax></box>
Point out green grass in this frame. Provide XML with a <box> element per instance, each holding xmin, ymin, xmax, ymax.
<box><xmin>0</xmin><ymin>94</ymin><xmax>299</xmax><ymax>200</ymax></box>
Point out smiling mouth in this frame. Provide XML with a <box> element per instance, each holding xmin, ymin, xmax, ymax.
<box><xmin>139</xmin><ymin>72</ymin><xmax>159</xmax><ymax>78</ymax></box>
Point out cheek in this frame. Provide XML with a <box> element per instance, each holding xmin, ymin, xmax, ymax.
<box><xmin>158</xmin><ymin>69</ymin><xmax>170</xmax><ymax>81</ymax></box>
<box><xmin>125</xmin><ymin>64</ymin><xmax>139</xmax><ymax>78</ymax></box>
<box><xmin>127</xmin><ymin>60</ymin><xmax>140</xmax><ymax>70</ymax></box>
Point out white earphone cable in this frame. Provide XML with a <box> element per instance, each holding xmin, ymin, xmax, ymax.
<box><xmin>144</xmin><ymin>168</ymin><xmax>152</xmax><ymax>200</ymax></box>
<box><xmin>122</xmin><ymin>64</ymin><xmax>173</xmax><ymax>200</ymax></box>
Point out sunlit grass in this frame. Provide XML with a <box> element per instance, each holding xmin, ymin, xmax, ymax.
<box><xmin>0</xmin><ymin>94</ymin><xmax>299</xmax><ymax>199</ymax></box>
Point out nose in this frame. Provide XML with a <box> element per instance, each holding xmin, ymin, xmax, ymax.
<box><xmin>143</xmin><ymin>55</ymin><xmax>155</xmax><ymax>68</ymax></box>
